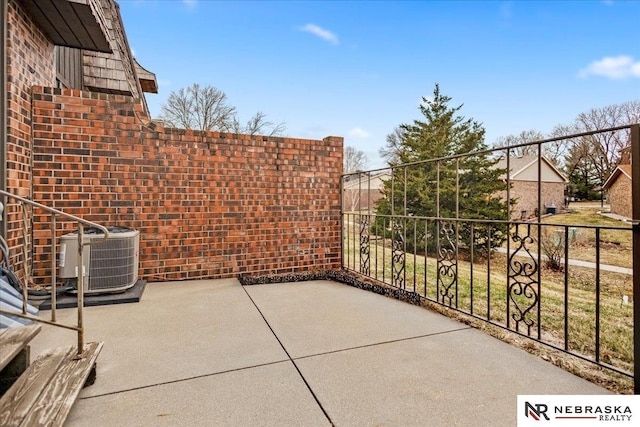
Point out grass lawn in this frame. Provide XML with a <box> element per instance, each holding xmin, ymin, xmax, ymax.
<box><xmin>539</xmin><ymin>204</ymin><xmax>632</xmax><ymax>269</ymax></box>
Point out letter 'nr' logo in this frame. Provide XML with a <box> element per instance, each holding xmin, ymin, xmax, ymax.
<box><xmin>525</xmin><ymin>402</ymin><xmax>550</xmax><ymax>421</ymax></box>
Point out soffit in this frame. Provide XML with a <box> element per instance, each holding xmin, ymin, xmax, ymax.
<box><xmin>19</xmin><ymin>0</ymin><xmax>112</xmax><ymax>53</ymax></box>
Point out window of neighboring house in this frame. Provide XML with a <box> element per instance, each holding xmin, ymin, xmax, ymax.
<box><xmin>55</xmin><ymin>46</ymin><xmax>83</xmax><ymax>89</ymax></box>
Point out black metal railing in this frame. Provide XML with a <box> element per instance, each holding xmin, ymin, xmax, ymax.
<box><xmin>342</xmin><ymin>124</ymin><xmax>640</xmax><ymax>393</ymax></box>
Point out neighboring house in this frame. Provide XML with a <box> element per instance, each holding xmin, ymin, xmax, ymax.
<box><xmin>603</xmin><ymin>143</ymin><xmax>633</xmax><ymax>220</ymax></box>
<box><xmin>343</xmin><ymin>171</ymin><xmax>390</xmax><ymax>212</ymax></box>
<box><xmin>495</xmin><ymin>155</ymin><xmax>568</xmax><ymax>220</ymax></box>
<box><xmin>603</xmin><ymin>162</ymin><xmax>632</xmax><ymax>219</ymax></box>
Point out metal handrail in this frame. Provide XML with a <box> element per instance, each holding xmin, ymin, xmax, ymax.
<box><xmin>0</xmin><ymin>189</ymin><xmax>109</xmax><ymax>355</ymax></box>
<box><xmin>342</xmin><ymin>124</ymin><xmax>637</xmax><ymax>178</ymax></box>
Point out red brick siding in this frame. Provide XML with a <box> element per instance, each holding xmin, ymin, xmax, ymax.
<box><xmin>4</xmin><ymin>0</ymin><xmax>56</xmax><ymax>279</ymax></box>
<box><xmin>31</xmin><ymin>87</ymin><xmax>343</xmax><ymax>282</ymax></box>
<box><xmin>501</xmin><ymin>181</ymin><xmax>566</xmax><ymax>219</ymax></box>
<box><xmin>343</xmin><ymin>189</ymin><xmax>384</xmax><ymax>212</ymax></box>
<box><xmin>608</xmin><ymin>175</ymin><xmax>631</xmax><ymax>219</ymax></box>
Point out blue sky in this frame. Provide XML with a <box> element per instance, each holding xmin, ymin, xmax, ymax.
<box><xmin>120</xmin><ymin>0</ymin><xmax>640</xmax><ymax>168</ymax></box>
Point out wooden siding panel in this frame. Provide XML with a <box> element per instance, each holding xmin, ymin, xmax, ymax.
<box><xmin>55</xmin><ymin>46</ymin><xmax>83</xmax><ymax>89</ymax></box>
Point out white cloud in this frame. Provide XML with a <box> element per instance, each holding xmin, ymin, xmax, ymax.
<box><xmin>299</xmin><ymin>24</ymin><xmax>339</xmax><ymax>45</ymax></box>
<box><xmin>183</xmin><ymin>0</ymin><xmax>197</xmax><ymax>9</ymax></box>
<box><xmin>348</xmin><ymin>127</ymin><xmax>370</xmax><ymax>138</ymax></box>
<box><xmin>579</xmin><ymin>55</ymin><xmax>640</xmax><ymax>79</ymax></box>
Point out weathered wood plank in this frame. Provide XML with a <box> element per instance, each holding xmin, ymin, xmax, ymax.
<box><xmin>0</xmin><ymin>342</ymin><xmax>103</xmax><ymax>427</ymax></box>
<box><xmin>0</xmin><ymin>346</ymin><xmax>68</xmax><ymax>427</ymax></box>
<box><xmin>0</xmin><ymin>325</ymin><xmax>41</xmax><ymax>371</ymax></box>
<box><xmin>22</xmin><ymin>342</ymin><xmax>103</xmax><ymax>427</ymax></box>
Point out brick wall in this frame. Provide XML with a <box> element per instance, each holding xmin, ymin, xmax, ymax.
<box><xmin>503</xmin><ymin>181</ymin><xmax>566</xmax><ymax>219</ymax></box>
<box><xmin>608</xmin><ymin>176</ymin><xmax>631</xmax><ymax>219</ymax></box>
<box><xmin>4</xmin><ymin>0</ymin><xmax>56</xmax><ymax>278</ymax></box>
<box><xmin>31</xmin><ymin>87</ymin><xmax>343</xmax><ymax>282</ymax></box>
<box><xmin>343</xmin><ymin>188</ymin><xmax>384</xmax><ymax>212</ymax></box>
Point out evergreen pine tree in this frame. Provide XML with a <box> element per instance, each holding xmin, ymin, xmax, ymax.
<box><xmin>376</xmin><ymin>85</ymin><xmax>510</xmax><ymax>255</ymax></box>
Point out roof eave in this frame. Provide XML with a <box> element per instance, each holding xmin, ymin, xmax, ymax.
<box><xmin>19</xmin><ymin>0</ymin><xmax>112</xmax><ymax>53</ymax></box>
<box><xmin>134</xmin><ymin>58</ymin><xmax>158</xmax><ymax>94</ymax></box>
<box><xmin>602</xmin><ymin>167</ymin><xmax>631</xmax><ymax>190</ymax></box>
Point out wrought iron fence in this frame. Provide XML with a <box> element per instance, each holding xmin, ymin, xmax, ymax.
<box><xmin>342</xmin><ymin>124</ymin><xmax>640</xmax><ymax>393</ymax></box>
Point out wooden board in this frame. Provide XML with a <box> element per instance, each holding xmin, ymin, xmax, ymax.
<box><xmin>23</xmin><ymin>342</ymin><xmax>103</xmax><ymax>427</ymax></box>
<box><xmin>0</xmin><ymin>325</ymin><xmax>41</xmax><ymax>371</ymax></box>
<box><xmin>0</xmin><ymin>346</ymin><xmax>68</xmax><ymax>426</ymax></box>
<box><xmin>0</xmin><ymin>342</ymin><xmax>103</xmax><ymax>427</ymax></box>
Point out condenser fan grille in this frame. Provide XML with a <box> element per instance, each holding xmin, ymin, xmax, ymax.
<box><xmin>59</xmin><ymin>227</ymin><xmax>139</xmax><ymax>294</ymax></box>
<box><xmin>89</xmin><ymin>237</ymin><xmax>137</xmax><ymax>291</ymax></box>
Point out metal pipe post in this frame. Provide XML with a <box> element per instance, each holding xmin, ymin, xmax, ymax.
<box><xmin>51</xmin><ymin>215</ymin><xmax>56</xmax><ymax>322</ymax></box>
<box><xmin>631</xmin><ymin>124</ymin><xmax>640</xmax><ymax>394</ymax></box>
<box><xmin>77</xmin><ymin>223</ymin><xmax>85</xmax><ymax>356</ymax></box>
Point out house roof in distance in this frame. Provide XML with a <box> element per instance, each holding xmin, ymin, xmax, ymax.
<box><xmin>494</xmin><ymin>154</ymin><xmax>568</xmax><ymax>183</ymax></box>
<box><xmin>603</xmin><ymin>164</ymin><xmax>632</xmax><ymax>190</ymax></box>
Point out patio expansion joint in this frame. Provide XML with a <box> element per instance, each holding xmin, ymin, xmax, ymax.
<box><xmin>76</xmin><ymin>359</ymin><xmax>292</xmax><ymax>400</ymax></box>
<box><xmin>292</xmin><ymin>326</ymin><xmax>473</xmax><ymax>361</ymax></box>
<box><xmin>242</xmin><ymin>286</ymin><xmax>336</xmax><ymax>427</ymax></box>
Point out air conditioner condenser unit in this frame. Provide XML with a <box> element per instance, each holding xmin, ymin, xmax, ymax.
<box><xmin>59</xmin><ymin>226</ymin><xmax>140</xmax><ymax>294</ymax></box>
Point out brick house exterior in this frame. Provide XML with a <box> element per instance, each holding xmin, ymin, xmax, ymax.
<box><xmin>342</xmin><ymin>171</ymin><xmax>390</xmax><ymax>212</ymax></box>
<box><xmin>603</xmin><ymin>164</ymin><xmax>632</xmax><ymax>219</ymax></box>
<box><xmin>2</xmin><ymin>0</ymin><xmax>343</xmax><ymax>285</ymax></box>
<box><xmin>3</xmin><ymin>0</ymin><xmax>58</xmax><ymax>279</ymax></box>
<box><xmin>495</xmin><ymin>155</ymin><xmax>568</xmax><ymax>220</ymax></box>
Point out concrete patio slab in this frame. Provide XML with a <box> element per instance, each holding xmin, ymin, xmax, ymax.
<box><xmin>244</xmin><ymin>280</ymin><xmax>469</xmax><ymax>358</ymax></box>
<box><xmin>295</xmin><ymin>327</ymin><xmax>608</xmax><ymax>427</ymax></box>
<box><xmin>23</xmin><ymin>278</ymin><xmax>612</xmax><ymax>426</ymax></box>
<box><xmin>65</xmin><ymin>361</ymin><xmax>330</xmax><ymax>427</ymax></box>
<box><xmin>30</xmin><ymin>279</ymin><xmax>288</xmax><ymax>397</ymax></box>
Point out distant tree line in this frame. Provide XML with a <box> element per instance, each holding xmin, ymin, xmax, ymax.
<box><xmin>373</xmin><ymin>86</ymin><xmax>639</xmax><ymax>255</ymax></box>
<box><xmin>493</xmin><ymin>101</ymin><xmax>640</xmax><ymax>201</ymax></box>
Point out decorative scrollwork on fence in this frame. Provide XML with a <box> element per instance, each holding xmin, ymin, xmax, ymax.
<box><xmin>391</xmin><ymin>220</ymin><xmax>405</xmax><ymax>289</ymax></box>
<box><xmin>437</xmin><ymin>221</ymin><xmax>457</xmax><ymax>307</ymax></box>
<box><xmin>507</xmin><ymin>224</ymin><xmax>540</xmax><ymax>336</ymax></box>
<box><xmin>359</xmin><ymin>215</ymin><xmax>370</xmax><ymax>275</ymax></box>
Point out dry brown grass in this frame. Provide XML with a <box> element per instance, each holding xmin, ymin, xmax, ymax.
<box><xmin>541</xmin><ymin>205</ymin><xmax>632</xmax><ymax>269</ymax></box>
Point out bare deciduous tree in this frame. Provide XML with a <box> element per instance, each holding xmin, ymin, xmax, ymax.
<box><xmin>161</xmin><ymin>83</ymin><xmax>236</xmax><ymax>131</ymax></box>
<box><xmin>343</xmin><ymin>146</ymin><xmax>369</xmax><ymax>213</ymax></box>
<box><xmin>344</xmin><ymin>146</ymin><xmax>369</xmax><ymax>174</ymax></box>
<box><xmin>494</xmin><ymin>129</ymin><xmax>545</xmax><ymax>156</ymax></box>
<box><xmin>572</xmin><ymin>100</ymin><xmax>640</xmax><ymax>169</ymax></box>
<box><xmin>379</xmin><ymin>126</ymin><xmax>406</xmax><ymax>166</ymax></box>
<box><xmin>493</xmin><ymin>129</ymin><xmax>571</xmax><ymax>170</ymax></box>
<box><xmin>160</xmin><ymin>83</ymin><xmax>285</xmax><ymax>136</ymax></box>
<box><xmin>492</xmin><ymin>101</ymin><xmax>640</xmax><ymax>189</ymax></box>
<box><xmin>560</xmin><ymin>100</ymin><xmax>640</xmax><ymax>198</ymax></box>
<box><xmin>231</xmin><ymin>111</ymin><xmax>286</xmax><ymax>136</ymax></box>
